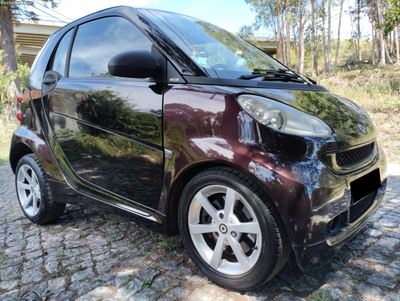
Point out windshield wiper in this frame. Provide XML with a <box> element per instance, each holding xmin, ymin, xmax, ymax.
<box><xmin>238</xmin><ymin>68</ymin><xmax>317</xmax><ymax>85</ymax></box>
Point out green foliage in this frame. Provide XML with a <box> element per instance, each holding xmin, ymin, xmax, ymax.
<box><xmin>345</xmin><ymin>55</ymin><xmax>355</xmax><ymax>65</ymax></box>
<box><xmin>238</xmin><ymin>25</ymin><xmax>254</xmax><ymax>41</ymax></box>
<box><xmin>383</xmin><ymin>0</ymin><xmax>400</xmax><ymax>34</ymax></box>
<box><xmin>18</xmin><ymin>63</ymin><xmax>30</xmax><ymax>91</ymax></box>
<box><xmin>0</xmin><ymin>117</ymin><xmax>18</xmax><ymax>165</ymax></box>
<box><xmin>311</xmin><ymin>292</ymin><xmax>333</xmax><ymax>301</ymax></box>
<box><xmin>11</xmin><ymin>291</ymin><xmax>29</xmax><ymax>301</ymax></box>
<box><xmin>142</xmin><ymin>278</ymin><xmax>153</xmax><ymax>288</ymax></box>
<box><xmin>32</xmin><ymin>289</ymin><xmax>50</xmax><ymax>301</ymax></box>
<box><xmin>45</xmin><ymin>268</ymin><xmax>66</xmax><ymax>278</ymax></box>
<box><xmin>150</xmin><ymin>232</ymin><xmax>183</xmax><ymax>254</ymax></box>
<box><xmin>0</xmin><ymin>50</ymin><xmax>17</xmax><ymax>113</ymax></box>
<box><xmin>350</xmin><ymin>271</ymin><xmax>368</xmax><ymax>283</ymax></box>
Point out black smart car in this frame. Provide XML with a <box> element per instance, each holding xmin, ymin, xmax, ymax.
<box><xmin>10</xmin><ymin>6</ymin><xmax>387</xmax><ymax>290</ymax></box>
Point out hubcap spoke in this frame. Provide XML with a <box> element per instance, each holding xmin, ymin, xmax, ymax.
<box><xmin>21</xmin><ymin>166</ymin><xmax>33</xmax><ymax>185</ymax></box>
<box><xmin>210</xmin><ymin>237</ymin><xmax>225</xmax><ymax>269</ymax></box>
<box><xmin>228</xmin><ymin>236</ymin><xmax>251</xmax><ymax>272</ymax></box>
<box><xmin>189</xmin><ymin>223</ymin><xmax>218</xmax><ymax>234</ymax></box>
<box><xmin>17</xmin><ymin>181</ymin><xmax>31</xmax><ymax>190</ymax></box>
<box><xmin>195</xmin><ymin>191</ymin><xmax>218</xmax><ymax>220</ymax></box>
<box><xmin>224</xmin><ymin>188</ymin><xmax>236</xmax><ymax>220</ymax></box>
<box><xmin>230</xmin><ymin>221</ymin><xmax>261</xmax><ymax>235</ymax></box>
<box><xmin>32</xmin><ymin>172</ymin><xmax>38</xmax><ymax>187</ymax></box>
<box><xmin>33</xmin><ymin>195</ymin><xmax>38</xmax><ymax>214</ymax></box>
<box><xmin>23</xmin><ymin>193</ymin><xmax>33</xmax><ymax>209</ymax></box>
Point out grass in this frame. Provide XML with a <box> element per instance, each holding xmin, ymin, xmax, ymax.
<box><xmin>0</xmin><ymin>116</ymin><xmax>18</xmax><ymax>165</ymax></box>
<box><xmin>142</xmin><ymin>278</ymin><xmax>153</xmax><ymax>288</ymax></box>
<box><xmin>45</xmin><ymin>268</ymin><xmax>66</xmax><ymax>279</ymax></box>
<box><xmin>350</xmin><ymin>271</ymin><xmax>369</xmax><ymax>283</ymax></box>
<box><xmin>150</xmin><ymin>233</ymin><xmax>183</xmax><ymax>254</ymax></box>
<box><xmin>316</xmin><ymin>64</ymin><xmax>400</xmax><ymax>163</ymax></box>
<box><xmin>311</xmin><ymin>292</ymin><xmax>333</xmax><ymax>301</ymax></box>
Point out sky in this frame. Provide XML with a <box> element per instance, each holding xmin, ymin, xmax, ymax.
<box><xmin>24</xmin><ymin>0</ymin><xmax>371</xmax><ymax>39</ymax></box>
<box><xmin>27</xmin><ymin>0</ymin><xmax>257</xmax><ymax>34</ymax></box>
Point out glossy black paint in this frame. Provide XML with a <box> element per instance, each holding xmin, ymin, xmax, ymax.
<box><xmin>10</xmin><ymin>6</ymin><xmax>387</xmax><ymax>273</ymax></box>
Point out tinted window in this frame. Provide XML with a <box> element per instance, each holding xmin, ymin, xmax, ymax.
<box><xmin>52</xmin><ymin>29</ymin><xmax>73</xmax><ymax>76</ymax></box>
<box><xmin>69</xmin><ymin>17</ymin><xmax>152</xmax><ymax>78</ymax></box>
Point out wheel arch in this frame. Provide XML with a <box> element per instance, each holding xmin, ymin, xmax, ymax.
<box><xmin>10</xmin><ymin>141</ymin><xmax>34</xmax><ymax>173</ymax></box>
<box><xmin>165</xmin><ymin>160</ymin><xmax>289</xmax><ymax>240</ymax></box>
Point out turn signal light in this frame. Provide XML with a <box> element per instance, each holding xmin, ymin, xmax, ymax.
<box><xmin>16</xmin><ymin>109</ymin><xmax>23</xmax><ymax>121</ymax></box>
<box><xmin>17</xmin><ymin>93</ymin><xmax>24</xmax><ymax>104</ymax></box>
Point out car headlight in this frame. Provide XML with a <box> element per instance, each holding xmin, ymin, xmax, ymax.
<box><xmin>237</xmin><ymin>95</ymin><xmax>332</xmax><ymax>137</ymax></box>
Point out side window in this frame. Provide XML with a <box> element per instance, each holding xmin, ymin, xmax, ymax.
<box><xmin>69</xmin><ymin>17</ymin><xmax>153</xmax><ymax>78</ymax></box>
<box><xmin>51</xmin><ymin>29</ymin><xmax>73</xmax><ymax>76</ymax></box>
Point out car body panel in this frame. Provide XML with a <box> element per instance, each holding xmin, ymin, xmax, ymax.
<box><xmin>44</xmin><ymin>78</ymin><xmax>164</xmax><ymax>208</ymax></box>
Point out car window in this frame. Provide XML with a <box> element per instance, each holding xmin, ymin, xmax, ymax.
<box><xmin>141</xmin><ymin>10</ymin><xmax>285</xmax><ymax>79</ymax></box>
<box><xmin>69</xmin><ymin>17</ymin><xmax>153</xmax><ymax>78</ymax></box>
<box><xmin>51</xmin><ymin>29</ymin><xmax>73</xmax><ymax>77</ymax></box>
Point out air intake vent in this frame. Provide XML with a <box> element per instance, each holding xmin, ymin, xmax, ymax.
<box><xmin>350</xmin><ymin>190</ymin><xmax>377</xmax><ymax>223</ymax></box>
<box><xmin>336</xmin><ymin>143</ymin><xmax>374</xmax><ymax>167</ymax></box>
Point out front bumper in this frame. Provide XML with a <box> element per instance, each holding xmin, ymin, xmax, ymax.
<box><xmin>292</xmin><ymin>179</ymin><xmax>386</xmax><ymax>270</ymax></box>
<box><xmin>249</xmin><ymin>142</ymin><xmax>387</xmax><ymax>271</ymax></box>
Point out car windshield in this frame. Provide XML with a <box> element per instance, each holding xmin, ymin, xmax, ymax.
<box><xmin>140</xmin><ymin>9</ymin><xmax>285</xmax><ymax>79</ymax></box>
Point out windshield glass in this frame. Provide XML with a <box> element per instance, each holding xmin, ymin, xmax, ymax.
<box><xmin>140</xmin><ymin>9</ymin><xmax>285</xmax><ymax>79</ymax></box>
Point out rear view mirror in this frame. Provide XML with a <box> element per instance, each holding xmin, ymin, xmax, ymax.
<box><xmin>108</xmin><ymin>50</ymin><xmax>158</xmax><ymax>78</ymax></box>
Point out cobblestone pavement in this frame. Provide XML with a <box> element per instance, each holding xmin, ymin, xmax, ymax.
<box><xmin>1</xmin><ymin>163</ymin><xmax>400</xmax><ymax>301</ymax></box>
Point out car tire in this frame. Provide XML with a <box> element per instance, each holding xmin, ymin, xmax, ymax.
<box><xmin>15</xmin><ymin>154</ymin><xmax>65</xmax><ymax>224</ymax></box>
<box><xmin>178</xmin><ymin>167</ymin><xmax>291</xmax><ymax>291</ymax></box>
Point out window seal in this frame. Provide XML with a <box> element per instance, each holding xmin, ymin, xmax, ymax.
<box><xmin>65</xmin><ymin>26</ymin><xmax>78</xmax><ymax>78</ymax></box>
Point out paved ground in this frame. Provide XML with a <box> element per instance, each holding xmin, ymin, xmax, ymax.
<box><xmin>0</xmin><ymin>163</ymin><xmax>400</xmax><ymax>301</ymax></box>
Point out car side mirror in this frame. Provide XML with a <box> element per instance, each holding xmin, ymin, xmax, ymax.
<box><xmin>108</xmin><ymin>50</ymin><xmax>158</xmax><ymax>78</ymax></box>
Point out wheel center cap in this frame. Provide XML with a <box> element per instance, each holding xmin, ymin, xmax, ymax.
<box><xmin>219</xmin><ymin>223</ymin><xmax>228</xmax><ymax>234</ymax></box>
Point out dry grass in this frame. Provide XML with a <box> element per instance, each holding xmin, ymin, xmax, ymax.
<box><xmin>0</xmin><ymin>116</ymin><xmax>18</xmax><ymax>165</ymax></box>
<box><xmin>317</xmin><ymin>64</ymin><xmax>400</xmax><ymax>164</ymax></box>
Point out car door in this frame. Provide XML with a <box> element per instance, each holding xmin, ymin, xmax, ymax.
<box><xmin>42</xmin><ymin>17</ymin><xmax>164</xmax><ymax>209</ymax></box>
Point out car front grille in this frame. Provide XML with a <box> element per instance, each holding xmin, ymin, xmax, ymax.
<box><xmin>349</xmin><ymin>189</ymin><xmax>377</xmax><ymax>223</ymax></box>
<box><xmin>336</xmin><ymin>142</ymin><xmax>374</xmax><ymax>167</ymax></box>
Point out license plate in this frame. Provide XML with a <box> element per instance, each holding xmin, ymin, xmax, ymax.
<box><xmin>350</xmin><ymin>169</ymin><xmax>381</xmax><ymax>204</ymax></box>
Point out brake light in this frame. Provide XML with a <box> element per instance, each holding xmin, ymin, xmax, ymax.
<box><xmin>17</xmin><ymin>93</ymin><xmax>24</xmax><ymax>104</ymax></box>
<box><xmin>16</xmin><ymin>109</ymin><xmax>23</xmax><ymax>121</ymax></box>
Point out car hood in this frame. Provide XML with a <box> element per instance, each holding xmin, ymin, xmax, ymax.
<box><xmin>239</xmin><ymin>87</ymin><xmax>375</xmax><ymax>146</ymax></box>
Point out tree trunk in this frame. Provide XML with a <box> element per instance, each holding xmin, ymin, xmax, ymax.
<box><xmin>376</xmin><ymin>0</ymin><xmax>385</xmax><ymax>65</ymax></box>
<box><xmin>299</xmin><ymin>25</ymin><xmax>305</xmax><ymax>73</ymax></box>
<box><xmin>390</xmin><ymin>32</ymin><xmax>393</xmax><ymax>56</ymax></box>
<box><xmin>293</xmin><ymin>25</ymin><xmax>298</xmax><ymax>70</ymax></box>
<box><xmin>357</xmin><ymin>0</ymin><xmax>362</xmax><ymax>61</ymax></box>
<box><xmin>0</xmin><ymin>5</ymin><xmax>20</xmax><ymax>117</ymax></box>
<box><xmin>385</xmin><ymin>39</ymin><xmax>393</xmax><ymax>64</ymax></box>
<box><xmin>311</xmin><ymin>0</ymin><xmax>317</xmax><ymax>75</ymax></box>
<box><xmin>395</xmin><ymin>26</ymin><xmax>399</xmax><ymax>62</ymax></box>
<box><xmin>334</xmin><ymin>0</ymin><xmax>344</xmax><ymax>71</ymax></box>
<box><xmin>372</xmin><ymin>25</ymin><xmax>375</xmax><ymax>65</ymax></box>
<box><xmin>322</xmin><ymin>0</ymin><xmax>328</xmax><ymax>72</ymax></box>
<box><xmin>276</xmin><ymin>3</ymin><xmax>285</xmax><ymax>64</ymax></box>
<box><xmin>285</xmin><ymin>8</ymin><xmax>291</xmax><ymax>68</ymax></box>
<box><xmin>327</xmin><ymin>0</ymin><xmax>332</xmax><ymax>73</ymax></box>
<box><xmin>298</xmin><ymin>0</ymin><xmax>309</xmax><ymax>74</ymax></box>
<box><xmin>280</xmin><ymin>6</ymin><xmax>287</xmax><ymax>65</ymax></box>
